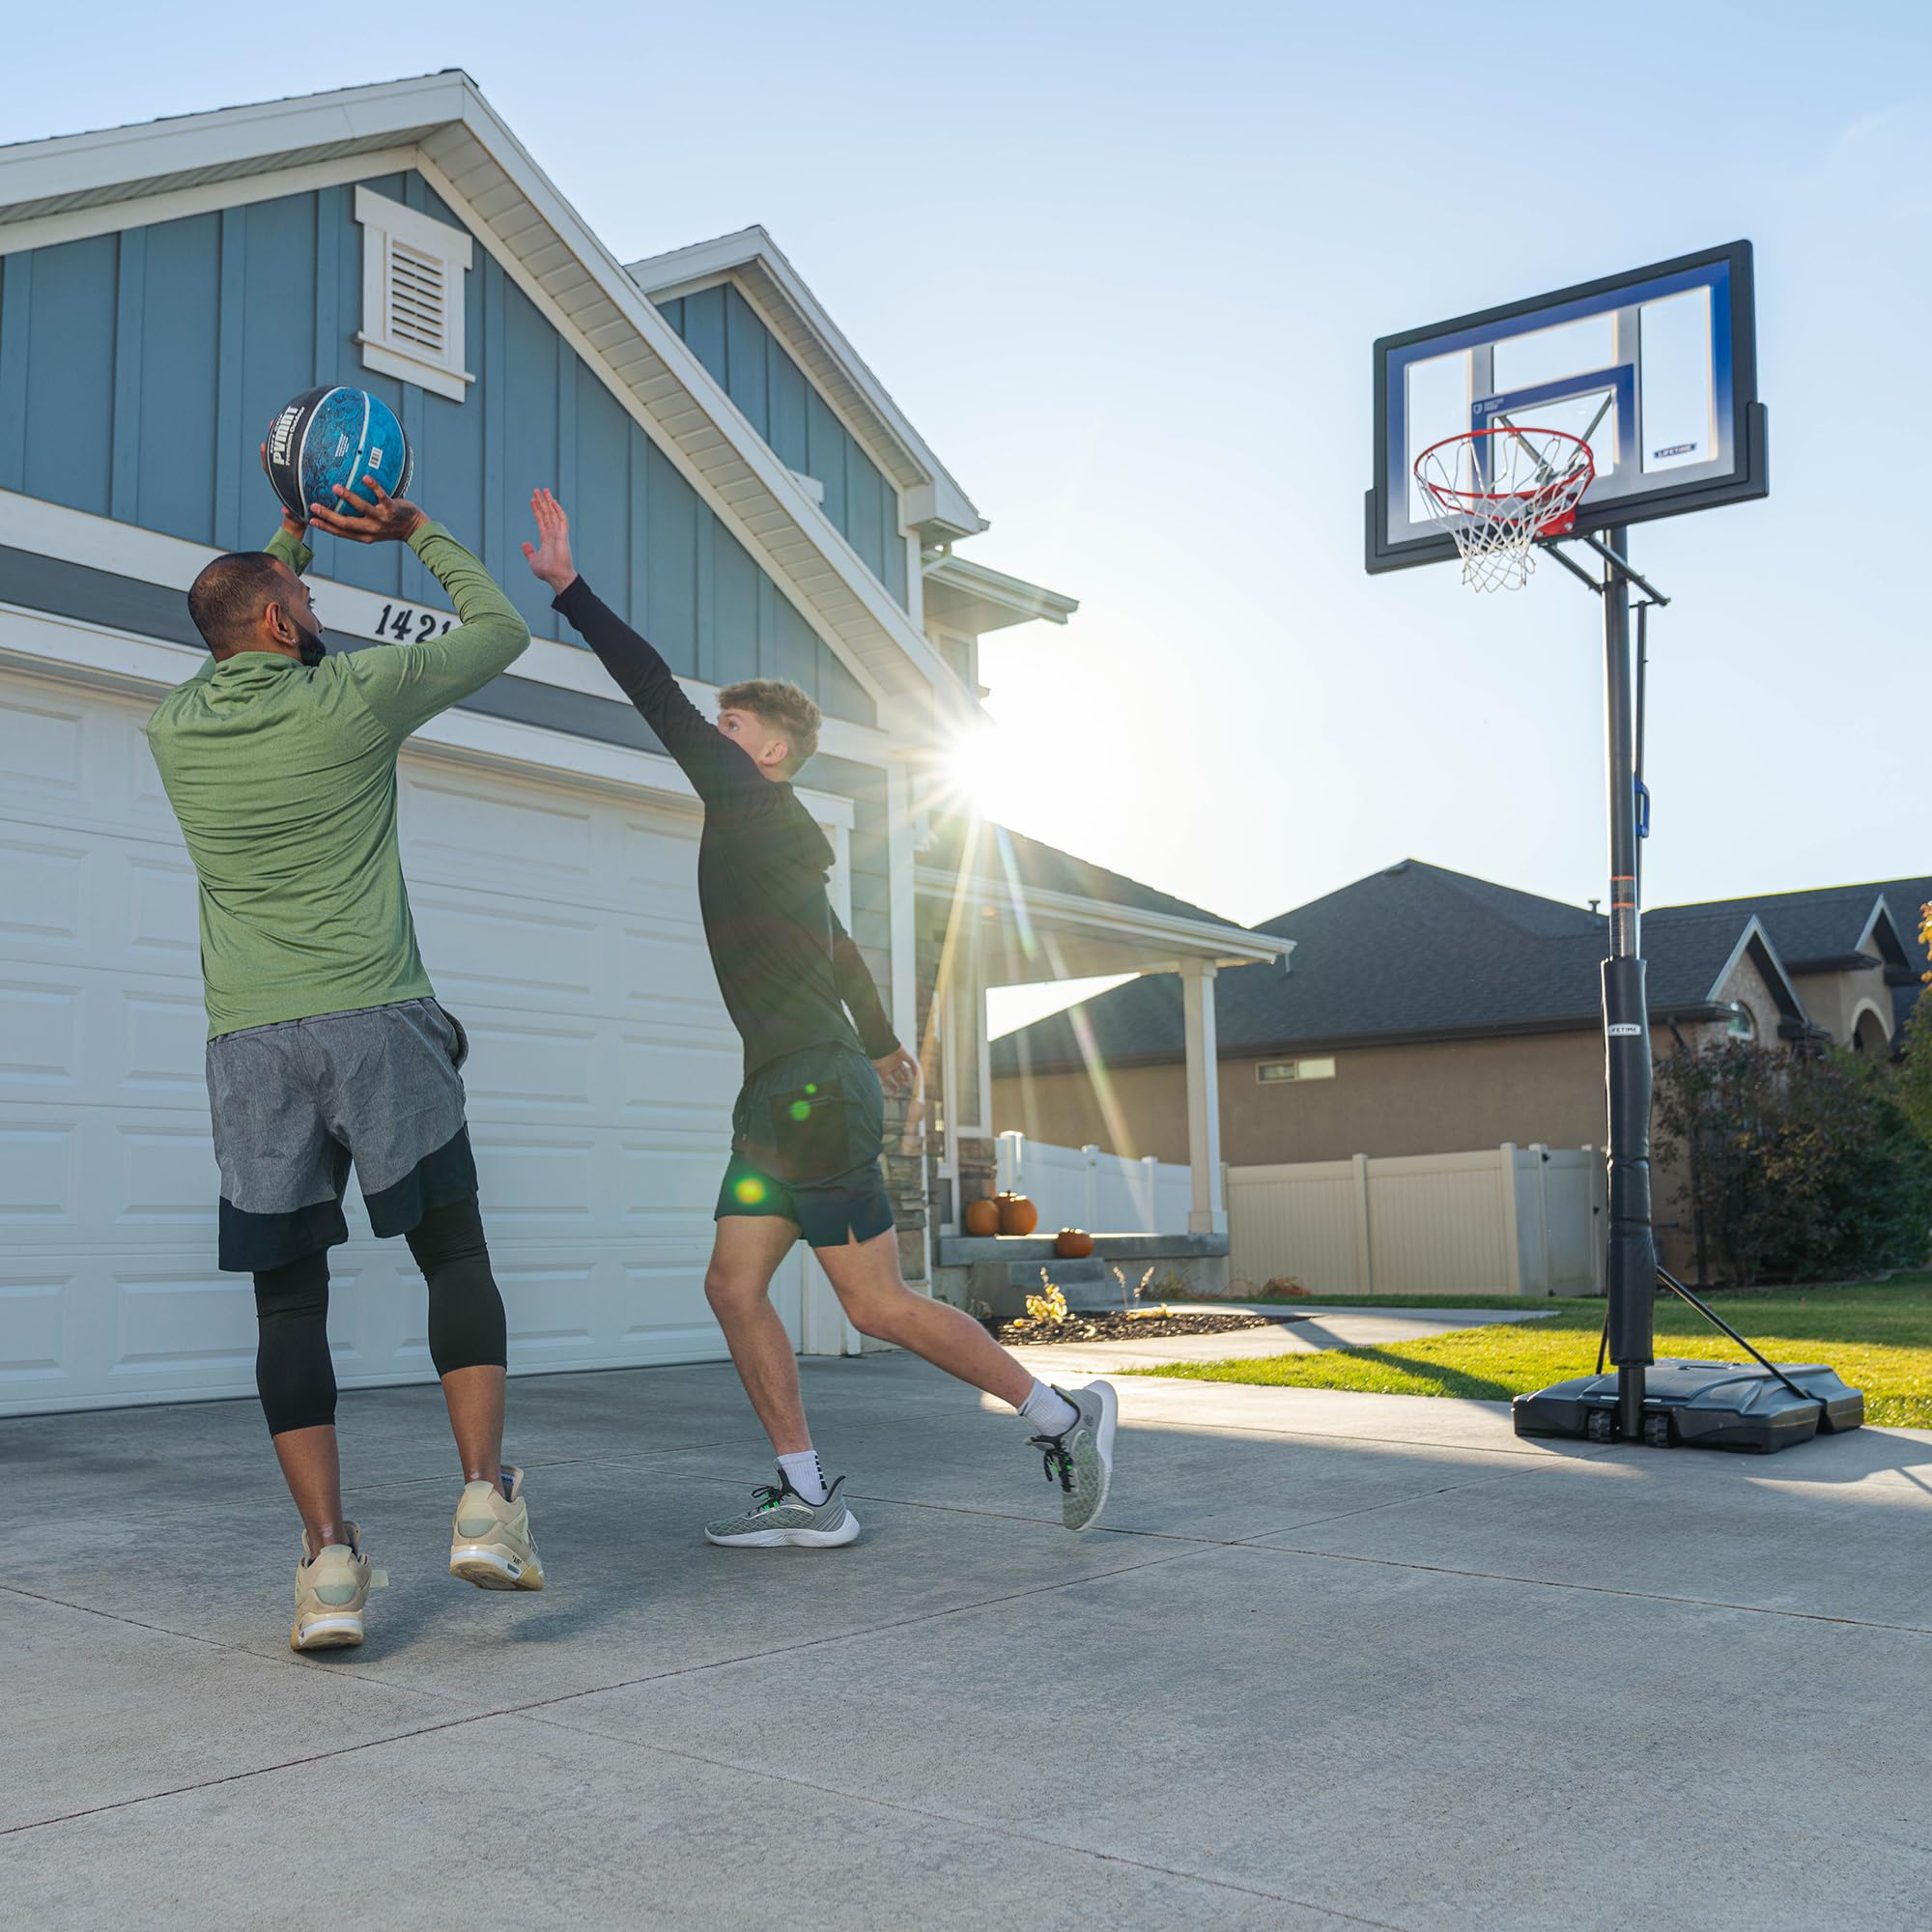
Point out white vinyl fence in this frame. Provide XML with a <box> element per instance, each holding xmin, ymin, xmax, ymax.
<box><xmin>1226</xmin><ymin>1144</ymin><xmax>1605</xmax><ymax>1298</ymax></box>
<box><xmin>995</xmin><ymin>1132</ymin><xmax>1193</xmax><ymax>1235</ymax></box>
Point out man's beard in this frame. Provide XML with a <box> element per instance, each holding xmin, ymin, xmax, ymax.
<box><xmin>291</xmin><ymin>619</ymin><xmax>326</xmax><ymax>668</ymax></box>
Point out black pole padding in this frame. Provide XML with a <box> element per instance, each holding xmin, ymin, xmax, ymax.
<box><xmin>1604</xmin><ymin>957</ymin><xmax>1658</xmax><ymax>1393</ymax></box>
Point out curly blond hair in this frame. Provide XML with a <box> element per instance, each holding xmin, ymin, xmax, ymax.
<box><xmin>718</xmin><ymin>678</ymin><xmax>820</xmax><ymax>776</ymax></box>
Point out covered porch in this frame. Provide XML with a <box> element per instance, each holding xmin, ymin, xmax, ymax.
<box><xmin>914</xmin><ymin>818</ymin><xmax>1281</xmax><ymax>1265</ymax></box>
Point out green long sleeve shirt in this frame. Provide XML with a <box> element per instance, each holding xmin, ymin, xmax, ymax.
<box><xmin>146</xmin><ymin>520</ymin><xmax>531</xmax><ymax>1038</ymax></box>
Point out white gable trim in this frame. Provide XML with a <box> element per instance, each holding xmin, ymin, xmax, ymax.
<box><xmin>630</xmin><ymin>225</ymin><xmax>984</xmax><ymax>541</ymax></box>
<box><xmin>0</xmin><ymin>73</ymin><xmax>966</xmax><ymax>728</ymax></box>
<box><xmin>0</xmin><ymin>148</ymin><xmax>421</xmax><ymax>256</ymax></box>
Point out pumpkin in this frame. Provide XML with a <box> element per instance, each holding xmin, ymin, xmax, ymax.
<box><xmin>996</xmin><ymin>1191</ymin><xmax>1039</xmax><ymax>1237</ymax></box>
<box><xmin>1054</xmin><ymin>1228</ymin><xmax>1094</xmax><ymax>1260</ymax></box>
<box><xmin>962</xmin><ymin>1197</ymin><xmax>1001</xmax><ymax>1237</ymax></box>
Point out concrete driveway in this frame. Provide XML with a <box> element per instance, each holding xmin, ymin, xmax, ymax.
<box><xmin>6</xmin><ymin>1355</ymin><xmax>1929</xmax><ymax>1929</ymax></box>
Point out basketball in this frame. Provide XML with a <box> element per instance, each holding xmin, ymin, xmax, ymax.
<box><xmin>264</xmin><ymin>385</ymin><xmax>413</xmax><ymax>523</ymax></box>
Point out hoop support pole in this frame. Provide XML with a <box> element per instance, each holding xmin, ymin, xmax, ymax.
<box><xmin>1578</xmin><ymin>531</ymin><xmax>1671</xmax><ymax>607</ymax></box>
<box><xmin>1601</xmin><ymin>527</ymin><xmax>1657</xmax><ymax>1441</ymax></box>
<box><xmin>1541</xmin><ymin>539</ymin><xmax>1605</xmax><ymax>595</ymax></box>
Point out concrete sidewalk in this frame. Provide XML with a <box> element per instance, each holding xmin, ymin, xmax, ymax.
<box><xmin>6</xmin><ymin>1357</ymin><xmax>1929</xmax><ymax>1929</ymax></box>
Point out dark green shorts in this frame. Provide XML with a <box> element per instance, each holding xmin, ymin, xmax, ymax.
<box><xmin>716</xmin><ymin>1042</ymin><xmax>895</xmax><ymax>1250</ymax></box>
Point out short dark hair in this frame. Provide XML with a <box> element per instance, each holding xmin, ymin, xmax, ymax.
<box><xmin>718</xmin><ymin>678</ymin><xmax>821</xmax><ymax>776</ymax></box>
<box><xmin>186</xmin><ymin>551</ymin><xmax>292</xmax><ymax>653</ymax></box>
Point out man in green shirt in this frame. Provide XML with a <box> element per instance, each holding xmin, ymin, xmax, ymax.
<box><xmin>146</xmin><ymin>466</ymin><xmax>544</xmax><ymax>1651</ymax></box>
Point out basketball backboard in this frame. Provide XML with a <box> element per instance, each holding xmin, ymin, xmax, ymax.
<box><xmin>1366</xmin><ymin>241</ymin><xmax>1766</xmax><ymax>574</ymax></box>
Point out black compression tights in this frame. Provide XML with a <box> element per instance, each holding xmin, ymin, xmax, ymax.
<box><xmin>252</xmin><ymin>1194</ymin><xmax>508</xmax><ymax>1437</ymax></box>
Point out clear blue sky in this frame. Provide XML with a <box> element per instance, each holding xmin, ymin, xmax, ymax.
<box><xmin>11</xmin><ymin>3</ymin><xmax>1928</xmax><ymax>951</ymax></box>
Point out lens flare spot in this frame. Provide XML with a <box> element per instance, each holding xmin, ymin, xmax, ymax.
<box><xmin>788</xmin><ymin>1099</ymin><xmax>812</xmax><ymax>1122</ymax></box>
<box><xmin>733</xmin><ymin>1176</ymin><xmax>768</xmax><ymax>1206</ymax></box>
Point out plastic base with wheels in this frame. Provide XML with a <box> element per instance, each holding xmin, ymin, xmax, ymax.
<box><xmin>1513</xmin><ymin>1358</ymin><xmax>1865</xmax><ymax>1454</ymax></box>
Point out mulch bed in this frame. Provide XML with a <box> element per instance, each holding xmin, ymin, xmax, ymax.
<box><xmin>986</xmin><ymin>1309</ymin><xmax>1294</xmax><ymax>1347</ymax></box>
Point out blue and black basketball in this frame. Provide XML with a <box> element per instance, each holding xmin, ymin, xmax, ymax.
<box><xmin>264</xmin><ymin>386</ymin><xmax>413</xmax><ymax>523</ymax></box>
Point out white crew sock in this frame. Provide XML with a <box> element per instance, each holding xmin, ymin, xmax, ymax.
<box><xmin>1018</xmin><ymin>1379</ymin><xmax>1079</xmax><ymax>1438</ymax></box>
<box><xmin>777</xmin><ymin>1449</ymin><xmax>828</xmax><ymax>1505</ymax></box>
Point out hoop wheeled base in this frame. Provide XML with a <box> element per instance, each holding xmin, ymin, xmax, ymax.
<box><xmin>1512</xmin><ymin>1358</ymin><xmax>1864</xmax><ymax>1454</ymax></box>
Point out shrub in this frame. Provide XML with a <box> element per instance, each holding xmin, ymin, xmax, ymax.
<box><xmin>1655</xmin><ymin>1040</ymin><xmax>1932</xmax><ymax>1285</ymax></box>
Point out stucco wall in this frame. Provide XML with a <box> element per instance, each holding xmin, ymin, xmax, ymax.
<box><xmin>1793</xmin><ymin>961</ymin><xmax>1892</xmax><ymax>1051</ymax></box>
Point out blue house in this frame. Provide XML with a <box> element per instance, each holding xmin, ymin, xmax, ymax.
<box><xmin>0</xmin><ymin>72</ymin><xmax>1265</xmax><ymax>1414</ymax></box>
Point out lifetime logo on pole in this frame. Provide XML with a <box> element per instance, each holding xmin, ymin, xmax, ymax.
<box><xmin>1606</xmin><ymin>1023</ymin><xmax>1645</xmax><ymax>1037</ymax></box>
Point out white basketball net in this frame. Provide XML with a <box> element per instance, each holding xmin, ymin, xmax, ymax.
<box><xmin>1413</xmin><ymin>427</ymin><xmax>1595</xmax><ymax>592</ymax></box>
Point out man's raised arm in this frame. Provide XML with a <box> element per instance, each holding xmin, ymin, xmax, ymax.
<box><xmin>303</xmin><ymin>474</ymin><xmax>529</xmax><ymax>742</ymax></box>
<box><xmin>522</xmin><ymin>487</ymin><xmax>753</xmax><ymax>806</ymax></box>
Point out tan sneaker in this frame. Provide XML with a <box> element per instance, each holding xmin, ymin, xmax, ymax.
<box><xmin>292</xmin><ymin>1526</ymin><xmax>386</xmax><ymax>1652</ymax></box>
<box><xmin>448</xmin><ymin>1465</ymin><xmax>544</xmax><ymax>1592</ymax></box>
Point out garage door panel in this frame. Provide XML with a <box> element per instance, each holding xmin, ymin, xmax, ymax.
<box><xmin>0</xmin><ymin>979</ymin><xmax>83</xmax><ymax>1090</ymax></box>
<box><xmin>470</xmin><ymin>1133</ymin><xmax>598</xmax><ymax>1224</ymax></box>
<box><xmin>109</xmin><ymin>1266</ymin><xmax>255</xmax><ymax>1378</ymax></box>
<box><xmin>0</xmin><ymin>833</ymin><xmax>87</xmax><ymax>949</ymax></box>
<box><xmin>618</xmin><ymin>1260</ymin><xmax>724</xmax><ymax>1356</ymax></box>
<box><xmin>1</xmin><ymin>1122</ymin><xmax>80</xmax><ymax>1226</ymax></box>
<box><xmin>121</xmin><ymin>848</ymin><xmax>202</xmax><ymax>963</ymax></box>
<box><xmin>411</xmin><ymin>896</ymin><xmax>600</xmax><ymax>999</ymax></box>
<box><xmin>459</xmin><ymin>1018</ymin><xmax>601</xmax><ymax>1114</ymax></box>
<box><xmin>0</xmin><ymin>1274</ymin><xmax>70</xmax><ymax>1389</ymax></box>
<box><xmin>616</xmin><ymin>811</ymin><xmax>704</xmax><ymax>893</ymax></box>
<box><xmin>616</xmin><ymin>925</ymin><xmax>721</xmax><ymax>1008</ymax></box>
<box><xmin>113</xmin><ymin>1122</ymin><xmax>220</xmax><ymax>1230</ymax></box>
<box><xmin>616</xmin><ymin>1037</ymin><xmax>736</xmax><ymax>1118</ymax></box>
<box><xmin>488</xmin><ymin>1262</ymin><xmax>599</xmax><ymax>1362</ymax></box>
<box><xmin>401</xmin><ymin>771</ymin><xmax>599</xmax><ymax>890</ymax></box>
<box><xmin>0</xmin><ymin>686</ymin><xmax>88</xmax><ymax>797</ymax></box>
<box><xmin>616</xmin><ymin>1144</ymin><xmax>727</xmax><ymax>1218</ymax></box>
<box><xmin>119</xmin><ymin>985</ymin><xmax>208</xmax><ymax>1097</ymax></box>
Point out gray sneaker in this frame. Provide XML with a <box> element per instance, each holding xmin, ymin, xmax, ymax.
<box><xmin>1030</xmin><ymin>1381</ymin><xmax>1118</xmax><ymax>1531</ymax></box>
<box><xmin>704</xmin><ymin>1473</ymin><xmax>862</xmax><ymax>1548</ymax></box>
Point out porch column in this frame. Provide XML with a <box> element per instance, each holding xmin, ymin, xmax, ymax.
<box><xmin>1179</xmin><ymin>958</ymin><xmax>1225</xmax><ymax>1235</ymax></box>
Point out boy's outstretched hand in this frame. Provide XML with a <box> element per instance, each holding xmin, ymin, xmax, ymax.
<box><xmin>523</xmin><ymin>488</ymin><xmax>578</xmax><ymax>595</ymax></box>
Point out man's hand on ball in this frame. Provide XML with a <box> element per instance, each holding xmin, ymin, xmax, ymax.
<box><xmin>873</xmin><ymin>1046</ymin><xmax>920</xmax><ymax>1094</ymax></box>
<box><xmin>261</xmin><ymin>441</ymin><xmax>307</xmax><ymax>541</ymax></box>
<box><xmin>307</xmin><ymin>475</ymin><xmax>426</xmax><ymax>545</ymax></box>
<box><xmin>521</xmin><ymin>488</ymin><xmax>578</xmax><ymax>593</ymax></box>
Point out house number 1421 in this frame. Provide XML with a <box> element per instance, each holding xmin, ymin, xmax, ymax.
<box><xmin>374</xmin><ymin>604</ymin><xmax>456</xmax><ymax>642</ymax></box>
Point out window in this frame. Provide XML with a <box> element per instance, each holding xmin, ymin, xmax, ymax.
<box><xmin>1726</xmin><ymin>1003</ymin><xmax>1756</xmax><ymax>1041</ymax></box>
<box><xmin>1257</xmin><ymin>1057</ymin><xmax>1336</xmax><ymax>1084</ymax></box>
<box><xmin>353</xmin><ymin>188</ymin><xmax>474</xmax><ymax>403</ymax></box>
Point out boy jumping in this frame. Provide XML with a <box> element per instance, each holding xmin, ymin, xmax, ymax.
<box><xmin>522</xmin><ymin>489</ymin><xmax>1115</xmax><ymax>1543</ymax></box>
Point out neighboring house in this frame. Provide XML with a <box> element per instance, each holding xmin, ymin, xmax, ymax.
<box><xmin>991</xmin><ymin>860</ymin><xmax>1926</xmax><ymax>1193</ymax></box>
<box><xmin>0</xmin><ymin>72</ymin><xmax>1115</xmax><ymax>1414</ymax></box>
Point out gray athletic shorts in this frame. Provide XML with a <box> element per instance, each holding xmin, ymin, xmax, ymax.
<box><xmin>206</xmin><ymin>996</ymin><xmax>477</xmax><ymax>1273</ymax></box>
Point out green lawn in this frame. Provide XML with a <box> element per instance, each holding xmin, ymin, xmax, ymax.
<box><xmin>1147</xmin><ymin>1275</ymin><xmax>1932</xmax><ymax>1429</ymax></box>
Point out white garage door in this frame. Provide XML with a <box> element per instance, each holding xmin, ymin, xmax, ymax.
<box><xmin>0</xmin><ymin>660</ymin><xmax>802</xmax><ymax>1416</ymax></box>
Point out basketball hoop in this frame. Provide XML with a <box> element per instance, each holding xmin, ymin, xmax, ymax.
<box><xmin>1413</xmin><ymin>426</ymin><xmax>1595</xmax><ymax>592</ymax></box>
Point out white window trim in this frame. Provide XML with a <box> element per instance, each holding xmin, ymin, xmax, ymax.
<box><xmin>353</xmin><ymin>186</ymin><xmax>474</xmax><ymax>403</ymax></box>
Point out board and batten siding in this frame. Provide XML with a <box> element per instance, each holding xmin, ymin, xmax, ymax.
<box><xmin>656</xmin><ymin>284</ymin><xmax>909</xmax><ymax>611</ymax></box>
<box><xmin>0</xmin><ymin>171</ymin><xmax>875</xmax><ymax>729</ymax></box>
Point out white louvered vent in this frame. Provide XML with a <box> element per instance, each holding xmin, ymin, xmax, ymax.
<box><xmin>387</xmin><ymin>240</ymin><xmax>447</xmax><ymax>355</ymax></box>
<box><xmin>354</xmin><ymin>188</ymin><xmax>474</xmax><ymax>404</ymax></box>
